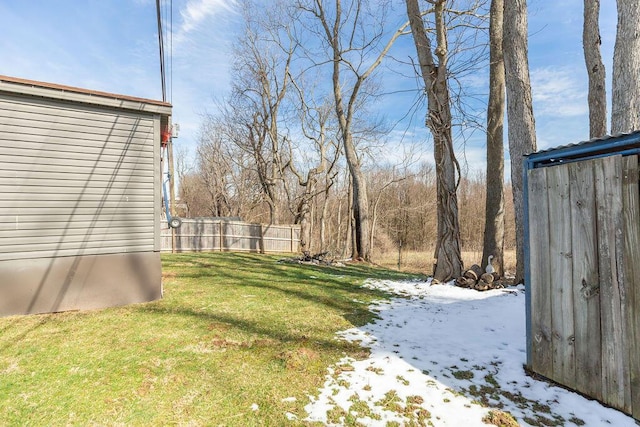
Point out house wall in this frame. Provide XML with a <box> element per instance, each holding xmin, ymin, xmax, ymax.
<box><xmin>0</xmin><ymin>252</ymin><xmax>161</xmax><ymax>315</ymax></box>
<box><xmin>0</xmin><ymin>77</ymin><xmax>170</xmax><ymax>316</ymax></box>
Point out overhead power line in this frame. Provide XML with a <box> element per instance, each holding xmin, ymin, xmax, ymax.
<box><xmin>155</xmin><ymin>0</ymin><xmax>167</xmax><ymax>103</ymax></box>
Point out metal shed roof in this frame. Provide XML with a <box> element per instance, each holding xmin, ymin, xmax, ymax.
<box><xmin>524</xmin><ymin>130</ymin><xmax>640</xmax><ymax>169</ymax></box>
<box><xmin>0</xmin><ymin>74</ymin><xmax>172</xmax><ymax>115</ymax></box>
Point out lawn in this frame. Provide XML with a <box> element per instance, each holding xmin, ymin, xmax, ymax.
<box><xmin>0</xmin><ymin>252</ymin><xmax>422</xmax><ymax>426</ymax></box>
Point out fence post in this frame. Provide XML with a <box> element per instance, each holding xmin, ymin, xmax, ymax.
<box><xmin>219</xmin><ymin>221</ymin><xmax>223</xmax><ymax>252</ymax></box>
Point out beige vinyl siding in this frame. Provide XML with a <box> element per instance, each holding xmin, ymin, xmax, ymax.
<box><xmin>0</xmin><ymin>93</ymin><xmax>157</xmax><ymax>261</ymax></box>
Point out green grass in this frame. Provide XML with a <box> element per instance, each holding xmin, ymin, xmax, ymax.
<box><xmin>0</xmin><ymin>252</ymin><xmax>422</xmax><ymax>426</ymax></box>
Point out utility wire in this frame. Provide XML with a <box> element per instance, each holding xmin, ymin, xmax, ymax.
<box><xmin>155</xmin><ymin>0</ymin><xmax>167</xmax><ymax>103</ymax></box>
<box><xmin>169</xmin><ymin>0</ymin><xmax>173</xmax><ymax>104</ymax></box>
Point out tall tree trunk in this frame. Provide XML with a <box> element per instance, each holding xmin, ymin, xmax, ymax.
<box><xmin>482</xmin><ymin>0</ymin><xmax>505</xmax><ymax>276</ymax></box>
<box><xmin>325</xmin><ymin>0</ymin><xmax>371</xmax><ymax>261</ymax></box>
<box><xmin>503</xmin><ymin>0</ymin><xmax>536</xmax><ymax>284</ymax></box>
<box><xmin>296</xmin><ymin>196</ymin><xmax>312</xmax><ymax>253</ymax></box>
<box><xmin>301</xmin><ymin>0</ymin><xmax>407</xmax><ymax>262</ymax></box>
<box><xmin>319</xmin><ymin>173</ymin><xmax>335</xmax><ymax>252</ymax></box>
<box><xmin>583</xmin><ymin>0</ymin><xmax>607</xmax><ymax>138</ymax></box>
<box><xmin>320</xmin><ymin>189</ymin><xmax>329</xmax><ymax>251</ymax></box>
<box><xmin>309</xmin><ymin>199</ymin><xmax>316</xmax><ymax>252</ymax></box>
<box><xmin>611</xmin><ymin>0</ymin><xmax>640</xmax><ymax>134</ymax></box>
<box><xmin>343</xmin><ymin>175</ymin><xmax>354</xmax><ymax>259</ymax></box>
<box><xmin>344</xmin><ymin>133</ymin><xmax>370</xmax><ymax>260</ymax></box>
<box><xmin>406</xmin><ymin>0</ymin><xmax>463</xmax><ymax>282</ymax></box>
<box><xmin>267</xmin><ymin>198</ymin><xmax>278</xmax><ymax>225</ymax></box>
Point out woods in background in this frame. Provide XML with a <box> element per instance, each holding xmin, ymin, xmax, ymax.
<box><xmin>174</xmin><ymin>0</ymin><xmax>513</xmax><ymax>276</ymax></box>
<box><xmin>172</xmin><ymin>0</ymin><xmax>640</xmax><ymax>281</ymax></box>
<box><xmin>177</xmin><ymin>148</ymin><xmax>517</xmax><ymax>268</ymax></box>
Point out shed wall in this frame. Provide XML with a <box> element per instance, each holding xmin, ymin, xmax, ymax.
<box><xmin>527</xmin><ymin>154</ymin><xmax>640</xmax><ymax>418</ymax></box>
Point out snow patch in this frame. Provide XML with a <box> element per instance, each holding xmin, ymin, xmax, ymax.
<box><xmin>305</xmin><ymin>280</ymin><xmax>636</xmax><ymax>426</ymax></box>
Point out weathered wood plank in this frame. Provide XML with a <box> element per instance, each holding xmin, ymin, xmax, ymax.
<box><xmin>569</xmin><ymin>159</ymin><xmax>602</xmax><ymax>400</ymax></box>
<box><xmin>595</xmin><ymin>155</ymin><xmax>631</xmax><ymax>412</ymax></box>
<box><xmin>622</xmin><ymin>155</ymin><xmax>640</xmax><ymax>418</ymax></box>
<box><xmin>547</xmin><ymin>164</ymin><xmax>576</xmax><ymax>389</ymax></box>
<box><xmin>527</xmin><ymin>167</ymin><xmax>553</xmax><ymax>377</ymax></box>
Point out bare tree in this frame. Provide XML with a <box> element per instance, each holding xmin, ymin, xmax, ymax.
<box><xmin>459</xmin><ymin>171</ymin><xmax>487</xmax><ymax>253</ymax></box>
<box><xmin>173</xmin><ymin>144</ymin><xmax>194</xmax><ymax>217</ymax></box>
<box><xmin>286</xmin><ymin>83</ymin><xmax>341</xmax><ymax>253</ymax></box>
<box><xmin>611</xmin><ymin>0</ymin><xmax>640</xmax><ymax>134</ymax></box>
<box><xmin>297</xmin><ymin>0</ymin><xmax>408</xmax><ymax>261</ymax></box>
<box><xmin>183</xmin><ymin>117</ymin><xmax>262</xmax><ymax>219</ymax></box>
<box><xmin>583</xmin><ymin>0</ymin><xmax>607</xmax><ymax>138</ymax></box>
<box><xmin>405</xmin><ymin>0</ymin><xmax>464</xmax><ymax>282</ymax></box>
<box><xmin>503</xmin><ymin>0</ymin><xmax>536</xmax><ymax>284</ymax></box>
<box><xmin>373</xmin><ymin>163</ymin><xmax>438</xmax><ymax>259</ymax></box>
<box><xmin>482</xmin><ymin>0</ymin><xmax>505</xmax><ymax>275</ymax></box>
<box><xmin>317</xmin><ymin>171</ymin><xmax>338</xmax><ymax>251</ymax></box>
<box><xmin>182</xmin><ymin>0</ymin><xmax>524</xmax><ymax>264</ymax></box>
<box><xmin>369</xmin><ymin>166</ymin><xmax>410</xmax><ymax>259</ymax></box>
<box><xmin>223</xmin><ymin>0</ymin><xmax>296</xmax><ymax>224</ymax></box>
<box><xmin>195</xmin><ymin>127</ymin><xmax>235</xmax><ymax>217</ymax></box>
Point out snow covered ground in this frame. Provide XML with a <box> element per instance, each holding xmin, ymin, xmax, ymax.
<box><xmin>304</xmin><ymin>279</ymin><xmax>637</xmax><ymax>426</ymax></box>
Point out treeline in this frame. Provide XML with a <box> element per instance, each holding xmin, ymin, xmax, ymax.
<box><xmin>167</xmin><ymin>0</ymin><xmax>640</xmax><ymax>282</ymax></box>
<box><xmin>176</xmin><ymin>143</ymin><xmax>515</xmax><ymax>261</ymax></box>
<box><xmin>170</xmin><ymin>0</ymin><xmax>509</xmax><ymax>269</ymax></box>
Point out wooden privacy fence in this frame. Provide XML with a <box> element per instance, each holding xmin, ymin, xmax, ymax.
<box><xmin>527</xmin><ymin>154</ymin><xmax>640</xmax><ymax>418</ymax></box>
<box><xmin>161</xmin><ymin>219</ymin><xmax>301</xmax><ymax>254</ymax></box>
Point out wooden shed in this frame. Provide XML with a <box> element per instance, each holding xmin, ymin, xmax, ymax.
<box><xmin>0</xmin><ymin>75</ymin><xmax>172</xmax><ymax>317</ymax></box>
<box><xmin>524</xmin><ymin>131</ymin><xmax>640</xmax><ymax>419</ymax></box>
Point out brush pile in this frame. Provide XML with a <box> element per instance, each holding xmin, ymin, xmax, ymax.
<box><xmin>277</xmin><ymin>251</ymin><xmax>345</xmax><ymax>267</ymax></box>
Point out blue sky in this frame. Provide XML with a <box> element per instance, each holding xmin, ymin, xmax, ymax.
<box><xmin>0</xmin><ymin>0</ymin><xmax>619</xmax><ymax>178</ymax></box>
